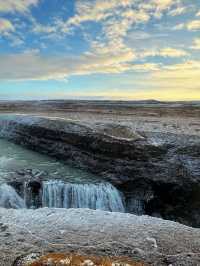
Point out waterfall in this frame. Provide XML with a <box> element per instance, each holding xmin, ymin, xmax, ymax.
<box><xmin>23</xmin><ymin>181</ymin><xmax>41</xmax><ymax>209</ymax></box>
<box><xmin>0</xmin><ymin>184</ymin><xmax>26</xmax><ymax>209</ymax></box>
<box><xmin>0</xmin><ymin>181</ymin><xmax>125</xmax><ymax>213</ymax></box>
<box><xmin>126</xmin><ymin>189</ymin><xmax>154</xmax><ymax>215</ymax></box>
<box><xmin>42</xmin><ymin>181</ymin><xmax>125</xmax><ymax>212</ymax></box>
<box><xmin>126</xmin><ymin>197</ymin><xmax>145</xmax><ymax>215</ymax></box>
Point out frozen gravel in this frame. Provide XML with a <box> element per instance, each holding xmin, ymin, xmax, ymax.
<box><xmin>0</xmin><ymin>208</ymin><xmax>199</xmax><ymax>265</ymax></box>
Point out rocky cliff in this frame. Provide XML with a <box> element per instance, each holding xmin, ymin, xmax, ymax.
<box><xmin>0</xmin><ymin>115</ymin><xmax>199</xmax><ymax>226</ymax></box>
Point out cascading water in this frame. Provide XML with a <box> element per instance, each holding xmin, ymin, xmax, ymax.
<box><xmin>42</xmin><ymin>181</ymin><xmax>125</xmax><ymax>212</ymax></box>
<box><xmin>0</xmin><ymin>120</ymin><xmax>150</xmax><ymax>215</ymax></box>
<box><xmin>127</xmin><ymin>197</ymin><xmax>145</xmax><ymax>215</ymax></box>
<box><xmin>0</xmin><ymin>184</ymin><xmax>26</xmax><ymax>209</ymax></box>
<box><xmin>23</xmin><ymin>181</ymin><xmax>41</xmax><ymax>209</ymax></box>
<box><xmin>0</xmin><ymin>181</ymin><xmax>125</xmax><ymax>212</ymax></box>
<box><xmin>0</xmin><ymin>129</ymin><xmax>125</xmax><ymax>213</ymax></box>
<box><xmin>126</xmin><ymin>190</ymin><xmax>154</xmax><ymax>215</ymax></box>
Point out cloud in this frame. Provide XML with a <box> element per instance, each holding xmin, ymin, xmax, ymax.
<box><xmin>32</xmin><ymin>23</ymin><xmax>58</xmax><ymax>35</ymax></box>
<box><xmin>0</xmin><ymin>52</ymin><xmax>66</xmax><ymax>81</ymax></box>
<box><xmin>0</xmin><ymin>0</ymin><xmax>199</xmax><ymax>102</ymax></box>
<box><xmin>157</xmin><ymin>60</ymin><xmax>200</xmax><ymax>73</ymax></box>
<box><xmin>9</xmin><ymin>35</ymin><xmax>24</xmax><ymax>47</ymax></box>
<box><xmin>151</xmin><ymin>0</ymin><xmax>175</xmax><ymax>11</ymax></box>
<box><xmin>110</xmin><ymin>60</ymin><xmax>200</xmax><ymax>101</ymax></box>
<box><xmin>149</xmin><ymin>60</ymin><xmax>200</xmax><ymax>92</ymax></box>
<box><xmin>186</xmin><ymin>20</ymin><xmax>200</xmax><ymax>30</ymax></box>
<box><xmin>0</xmin><ymin>0</ymin><xmax>39</xmax><ymax>13</ymax></box>
<box><xmin>158</xmin><ymin>47</ymin><xmax>188</xmax><ymax>57</ymax></box>
<box><xmin>0</xmin><ymin>48</ymin><xmax>136</xmax><ymax>81</ymax></box>
<box><xmin>107</xmin><ymin>60</ymin><xmax>200</xmax><ymax>100</ymax></box>
<box><xmin>140</xmin><ymin>0</ymin><xmax>179</xmax><ymax>19</ymax></box>
<box><xmin>0</xmin><ymin>44</ymin><xmax>189</xmax><ymax>83</ymax></box>
<box><xmin>67</xmin><ymin>0</ymin><xmax>178</xmax><ymax>28</ymax></box>
<box><xmin>190</xmin><ymin>38</ymin><xmax>200</xmax><ymax>50</ymax></box>
<box><xmin>172</xmin><ymin>23</ymin><xmax>185</xmax><ymax>30</ymax></box>
<box><xmin>139</xmin><ymin>47</ymin><xmax>188</xmax><ymax>58</ymax></box>
<box><xmin>196</xmin><ymin>11</ymin><xmax>200</xmax><ymax>17</ymax></box>
<box><xmin>130</xmin><ymin>63</ymin><xmax>161</xmax><ymax>72</ymax></box>
<box><xmin>66</xmin><ymin>0</ymin><xmax>150</xmax><ymax>44</ymax></box>
<box><xmin>0</xmin><ymin>18</ymin><xmax>14</xmax><ymax>34</ymax></box>
<box><xmin>168</xmin><ymin>6</ymin><xmax>187</xmax><ymax>16</ymax></box>
<box><xmin>173</xmin><ymin>19</ymin><xmax>200</xmax><ymax>31</ymax></box>
<box><xmin>61</xmin><ymin>0</ymin><xmax>181</xmax><ymax>58</ymax></box>
<box><xmin>140</xmin><ymin>0</ymin><xmax>175</xmax><ymax>12</ymax></box>
<box><xmin>28</xmin><ymin>0</ymin><xmax>184</xmax><ymax>64</ymax></box>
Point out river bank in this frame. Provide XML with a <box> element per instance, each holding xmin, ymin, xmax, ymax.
<box><xmin>0</xmin><ymin>114</ymin><xmax>199</xmax><ymax>227</ymax></box>
<box><xmin>1</xmin><ymin>208</ymin><xmax>200</xmax><ymax>266</ymax></box>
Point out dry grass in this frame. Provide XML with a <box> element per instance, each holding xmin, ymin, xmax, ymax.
<box><xmin>28</xmin><ymin>253</ymin><xmax>147</xmax><ymax>266</ymax></box>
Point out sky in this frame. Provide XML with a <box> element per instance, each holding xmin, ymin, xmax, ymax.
<box><xmin>0</xmin><ymin>0</ymin><xmax>200</xmax><ymax>101</ymax></box>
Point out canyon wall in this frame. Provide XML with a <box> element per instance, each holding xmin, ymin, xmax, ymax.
<box><xmin>0</xmin><ymin>115</ymin><xmax>199</xmax><ymax>226</ymax></box>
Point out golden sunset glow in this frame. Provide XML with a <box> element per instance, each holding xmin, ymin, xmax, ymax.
<box><xmin>0</xmin><ymin>0</ymin><xmax>199</xmax><ymax>100</ymax></box>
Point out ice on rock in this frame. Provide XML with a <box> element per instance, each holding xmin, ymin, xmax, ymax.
<box><xmin>0</xmin><ymin>184</ymin><xmax>26</xmax><ymax>209</ymax></box>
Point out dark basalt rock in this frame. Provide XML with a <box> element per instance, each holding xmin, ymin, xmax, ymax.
<box><xmin>0</xmin><ymin>115</ymin><xmax>199</xmax><ymax>226</ymax></box>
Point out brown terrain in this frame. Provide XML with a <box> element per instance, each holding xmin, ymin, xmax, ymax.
<box><xmin>14</xmin><ymin>253</ymin><xmax>146</xmax><ymax>266</ymax></box>
<box><xmin>0</xmin><ymin>100</ymin><xmax>199</xmax><ymax>136</ymax></box>
<box><xmin>0</xmin><ymin>100</ymin><xmax>199</xmax><ymax>266</ymax></box>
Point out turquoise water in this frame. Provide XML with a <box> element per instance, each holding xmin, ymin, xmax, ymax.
<box><xmin>0</xmin><ymin>114</ymin><xmax>125</xmax><ymax>212</ymax></box>
<box><xmin>0</xmin><ymin>138</ymin><xmax>99</xmax><ymax>184</ymax></box>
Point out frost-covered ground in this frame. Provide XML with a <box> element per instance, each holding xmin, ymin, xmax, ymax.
<box><xmin>0</xmin><ymin>102</ymin><xmax>199</xmax><ymax>265</ymax></box>
<box><xmin>0</xmin><ymin>208</ymin><xmax>200</xmax><ymax>266</ymax></box>
<box><xmin>3</xmin><ymin>112</ymin><xmax>200</xmax><ymax>137</ymax></box>
<box><xmin>0</xmin><ymin>100</ymin><xmax>199</xmax><ymax>136</ymax></box>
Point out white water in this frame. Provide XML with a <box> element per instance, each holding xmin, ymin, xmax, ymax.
<box><xmin>0</xmin><ymin>181</ymin><xmax>125</xmax><ymax>212</ymax></box>
<box><xmin>0</xmin><ymin>118</ymin><xmax>125</xmax><ymax>213</ymax></box>
<box><xmin>42</xmin><ymin>181</ymin><xmax>125</xmax><ymax>212</ymax></box>
<box><xmin>0</xmin><ymin>137</ymin><xmax>125</xmax><ymax>213</ymax></box>
<box><xmin>0</xmin><ymin>184</ymin><xmax>26</xmax><ymax>209</ymax></box>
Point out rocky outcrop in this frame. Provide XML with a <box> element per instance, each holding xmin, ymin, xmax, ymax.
<box><xmin>0</xmin><ymin>115</ymin><xmax>199</xmax><ymax>226</ymax></box>
<box><xmin>0</xmin><ymin>208</ymin><xmax>199</xmax><ymax>266</ymax></box>
<box><xmin>13</xmin><ymin>253</ymin><xmax>146</xmax><ymax>266</ymax></box>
